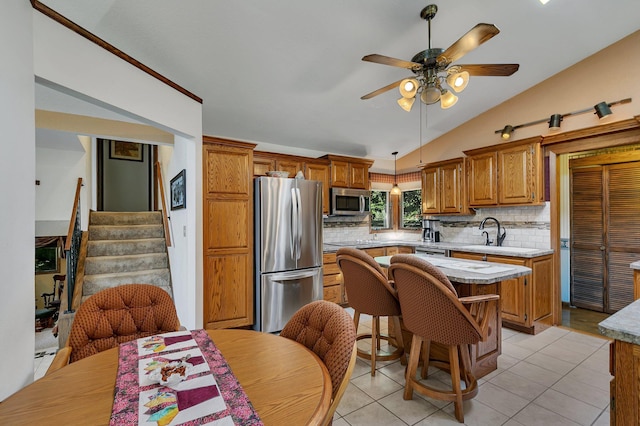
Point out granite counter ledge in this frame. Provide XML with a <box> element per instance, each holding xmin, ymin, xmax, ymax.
<box><xmin>599</xmin><ymin>298</ymin><xmax>640</xmax><ymax>345</ymax></box>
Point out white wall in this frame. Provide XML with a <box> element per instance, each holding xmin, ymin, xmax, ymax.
<box><xmin>0</xmin><ymin>1</ymin><xmax>36</xmax><ymax>401</ymax></box>
<box><xmin>32</xmin><ymin>9</ymin><xmax>203</xmax><ymax>330</ymax></box>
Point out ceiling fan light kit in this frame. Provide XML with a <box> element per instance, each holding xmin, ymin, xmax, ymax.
<box><xmin>361</xmin><ymin>4</ymin><xmax>519</xmax><ymax>111</ymax></box>
<box><xmin>495</xmin><ymin>98</ymin><xmax>632</xmax><ymax>140</ymax></box>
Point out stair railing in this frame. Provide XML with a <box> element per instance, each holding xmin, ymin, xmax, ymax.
<box><xmin>155</xmin><ymin>162</ymin><xmax>172</xmax><ymax>247</ymax></box>
<box><xmin>63</xmin><ymin>177</ymin><xmax>83</xmax><ymax>313</ymax></box>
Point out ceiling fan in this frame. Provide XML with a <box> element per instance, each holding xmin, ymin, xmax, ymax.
<box><xmin>361</xmin><ymin>4</ymin><xmax>519</xmax><ymax>111</ymax></box>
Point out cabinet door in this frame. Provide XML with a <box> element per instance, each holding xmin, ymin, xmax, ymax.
<box><xmin>350</xmin><ymin>163</ymin><xmax>369</xmax><ymax>189</ymax></box>
<box><xmin>305</xmin><ymin>163</ymin><xmax>330</xmax><ymax>215</ymax></box>
<box><xmin>498</xmin><ymin>143</ymin><xmax>535</xmax><ymax>204</ymax></box>
<box><xmin>276</xmin><ymin>159</ymin><xmax>301</xmax><ymax>177</ymax></box>
<box><xmin>203</xmin><ymin>142</ymin><xmax>253</xmax><ymax>329</ymax></box>
<box><xmin>440</xmin><ymin>161</ymin><xmax>463</xmax><ymax>213</ymax></box>
<box><xmin>331</xmin><ymin>161</ymin><xmax>350</xmax><ymax>187</ymax></box>
<box><xmin>468</xmin><ymin>152</ymin><xmax>498</xmax><ymax>206</ymax></box>
<box><xmin>487</xmin><ymin>255</ymin><xmax>527</xmax><ymax>326</ymax></box>
<box><xmin>421</xmin><ymin>167</ymin><xmax>440</xmax><ymax>214</ymax></box>
<box><xmin>253</xmin><ymin>157</ymin><xmax>275</xmax><ymax>176</ymax></box>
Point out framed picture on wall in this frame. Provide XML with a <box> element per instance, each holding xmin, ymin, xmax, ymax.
<box><xmin>109</xmin><ymin>140</ymin><xmax>143</xmax><ymax>162</ymax></box>
<box><xmin>170</xmin><ymin>169</ymin><xmax>186</xmax><ymax>210</ymax></box>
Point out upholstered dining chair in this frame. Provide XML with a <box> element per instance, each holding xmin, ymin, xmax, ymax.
<box><xmin>46</xmin><ymin>284</ymin><xmax>180</xmax><ymax>375</ymax></box>
<box><xmin>280</xmin><ymin>300</ymin><xmax>357</xmax><ymax>426</ymax></box>
<box><xmin>388</xmin><ymin>254</ymin><xmax>499</xmax><ymax>423</ymax></box>
<box><xmin>336</xmin><ymin>247</ymin><xmax>405</xmax><ymax>376</ymax></box>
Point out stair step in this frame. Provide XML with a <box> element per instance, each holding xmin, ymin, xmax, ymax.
<box><xmin>84</xmin><ymin>253</ymin><xmax>168</xmax><ymax>275</ymax></box>
<box><xmin>82</xmin><ymin>269</ymin><xmax>172</xmax><ymax>297</ymax></box>
<box><xmin>87</xmin><ymin>238</ymin><xmax>167</xmax><ymax>257</ymax></box>
<box><xmin>89</xmin><ymin>224</ymin><xmax>164</xmax><ymax>241</ymax></box>
<box><xmin>90</xmin><ymin>211</ymin><xmax>162</xmax><ymax>226</ymax></box>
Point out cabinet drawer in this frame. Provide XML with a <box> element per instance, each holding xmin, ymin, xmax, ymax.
<box><xmin>324</xmin><ymin>262</ymin><xmax>340</xmax><ymax>275</ymax></box>
<box><xmin>365</xmin><ymin>248</ymin><xmax>386</xmax><ymax>257</ymax></box>
<box><xmin>323</xmin><ymin>273</ymin><xmax>342</xmax><ymax>287</ymax></box>
<box><xmin>324</xmin><ymin>285</ymin><xmax>342</xmax><ymax>304</ymax></box>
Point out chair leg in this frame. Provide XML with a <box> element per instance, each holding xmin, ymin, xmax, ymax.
<box><xmin>459</xmin><ymin>344</ymin><xmax>473</xmax><ymax>387</ymax></box>
<box><xmin>404</xmin><ymin>335</ymin><xmax>423</xmax><ymax>400</ymax></box>
<box><xmin>370</xmin><ymin>315</ymin><xmax>377</xmax><ymax>376</ymax></box>
<box><xmin>392</xmin><ymin>316</ymin><xmax>406</xmax><ymax>366</ymax></box>
<box><xmin>448</xmin><ymin>345</ymin><xmax>464</xmax><ymax>423</ymax></box>
<box><xmin>420</xmin><ymin>339</ymin><xmax>431</xmax><ymax>379</ymax></box>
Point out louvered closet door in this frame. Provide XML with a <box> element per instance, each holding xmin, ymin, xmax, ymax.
<box><xmin>570</xmin><ymin>167</ymin><xmax>605</xmax><ymax>311</ymax></box>
<box><xmin>606</xmin><ymin>163</ymin><xmax>640</xmax><ymax>312</ymax></box>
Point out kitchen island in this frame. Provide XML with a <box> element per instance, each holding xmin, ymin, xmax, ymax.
<box><xmin>377</xmin><ymin>253</ymin><xmax>531</xmax><ymax>379</ymax></box>
<box><xmin>599</xmin><ymin>298</ymin><xmax>640</xmax><ymax>425</ymax></box>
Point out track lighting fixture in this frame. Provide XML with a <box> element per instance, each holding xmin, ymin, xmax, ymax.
<box><xmin>494</xmin><ymin>98</ymin><xmax>631</xmax><ymax>140</ymax></box>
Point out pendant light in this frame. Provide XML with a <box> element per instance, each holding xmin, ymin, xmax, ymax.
<box><xmin>391</xmin><ymin>151</ymin><xmax>401</xmax><ymax>195</ymax></box>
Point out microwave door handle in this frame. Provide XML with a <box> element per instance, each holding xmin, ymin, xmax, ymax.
<box><xmin>290</xmin><ymin>188</ymin><xmax>297</xmax><ymax>259</ymax></box>
<box><xmin>295</xmin><ymin>188</ymin><xmax>303</xmax><ymax>260</ymax></box>
<box><xmin>360</xmin><ymin>194</ymin><xmax>365</xmax><ymax>213</ymax></box>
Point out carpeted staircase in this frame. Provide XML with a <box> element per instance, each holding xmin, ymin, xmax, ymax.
<box><xmin>81</xmin><ymin>211</ymin><xmax>172</xmax><ymax>301</ymax></box>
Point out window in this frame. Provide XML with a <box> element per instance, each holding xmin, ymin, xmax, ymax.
<box><xmin>370</xmin><ymin>190</ymin><xmax>391</xmax><ymax>230</ymax></box>
<box><xmin>400</xmin><ymin>189</ymin><xmax>422</xmax><ymax>229</ymax></box>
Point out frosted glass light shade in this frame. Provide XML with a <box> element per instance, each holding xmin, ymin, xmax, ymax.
<box><xmin>399</xmin><ymin>78</ymin><xmax>419</xmax><ymax>98</ymax></box>
<box><xmin>421</xmin><ymin>86</ymin><xmax>441</xmax><ymax>104</ymax></box>
<box><xmin>397</xmin><ymin>96</ymin><xmax>415</xmax><ymax>112</ymax></box>
<box><xmin>446</xmin><ymin>70</ymin><xmax>469</xmax><ymax>93</ymax></box>
<box><xmin>440</xmin><ymin>90</ymin><xmax>458</xmax><ymax>109</ymax></box>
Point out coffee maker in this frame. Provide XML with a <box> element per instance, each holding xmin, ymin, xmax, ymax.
<box><xmin>422</xmin><ymin>218</ymin><xmax>440</xmax><ymax>242</ymax></box>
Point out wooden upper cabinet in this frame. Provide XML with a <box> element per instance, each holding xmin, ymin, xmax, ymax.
<box><xmin>465</xmin><ymin>137</ymin><xmax>543</xmax><ymax>207</ymax></box>
<box><xmin>421</xmin><ymin>157</ymin><xmax>468</xmax><ymax>215</ymax></box>
<box><xmin>330</xmin><ymin>160</ymin><xmax>350</xmax><ymax>187</ymax></box>
<box><xmin>498</xmin><ymin>142</ymin><xmax>542</xmax><ymax>204</ymax></box>
<box><xmin>466</xmin><ymin>151</ymin><xmax>498</xmax><ymax>206</ymax></box>
<box><xmin>276</xmin><ymin>159</ymin><xmax>302</xmax><ymax>177</ymax></box>
<box><xmin>322</xmin><ymin>155</ymin><xmax>373</xmax><ymax>189</ymax></box>
<box><xmin>421</xmin><ymin>166</ymin><xmax>439</xmax><ymax>214</ymax></box>
<box><xmin>305</xmin><ymin>162</ymin><xmax>330</xmax><ymax>215</ymax></box>
<box><xmin>253</xmin><ymin>156</ymin><xmax>275</xmax><ymax>177</ymax></box>
<box><xmin>350</xmin><ymin>162</ymin><xmax>369</xmax><ymax>189</ymax></box>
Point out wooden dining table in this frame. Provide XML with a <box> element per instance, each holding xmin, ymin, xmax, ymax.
<box><xmin>0</xmin><ymin>329</ymin><xmax>332</xmax><ymax>425</ymax></box>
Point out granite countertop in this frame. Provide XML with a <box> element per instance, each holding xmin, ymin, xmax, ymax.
<box><xmin>374</xmin><ymin>253</ymin><xmax>531</xmax><ymax>285</ymax></box>
<box><xmin>599</xmin><ymin>299</ymin><xmax>640</xmax><ymax>344</ymax></box>
<box><xmin>631</xmin><ymin>261</ymin><xmax>640</xmax><ymax>270</ymax></box>
<box><xmin>323</xmin><ymin>240</ymin><xmax>553</xmax><ymax>258</ymax></box>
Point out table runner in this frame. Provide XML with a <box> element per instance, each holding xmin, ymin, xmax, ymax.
<box><xmin>111</xmin><ymin>329</ymin><xmax>263</xmax><ymax>426</ymax></box>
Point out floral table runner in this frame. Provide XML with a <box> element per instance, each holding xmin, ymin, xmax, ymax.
<box><xmin>111</xmin><ymin>329</ymin><xmax>263</xmax><ymax>426</ymax></box>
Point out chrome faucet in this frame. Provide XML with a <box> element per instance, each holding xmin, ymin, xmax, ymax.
<box><xmin>479</xmin><ymin>217</ymin><xmax>506</xmax><ymax>246</ymax></box>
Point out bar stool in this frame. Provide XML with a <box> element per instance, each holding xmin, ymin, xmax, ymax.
<box><xmin>389</xmin><ymin>254</ymin><xmax>499</xmax><ymax>423</ymax></box>
<box><xmin>336</xmin><ymin>247</ymin><xmax>405</xmax><ymax>376</ymax></box>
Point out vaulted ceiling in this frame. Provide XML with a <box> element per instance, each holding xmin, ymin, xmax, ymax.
<box><xmin>37</xmin><ymin>0</ymin><xmax>640</xmax><ymax>163</ymax></box>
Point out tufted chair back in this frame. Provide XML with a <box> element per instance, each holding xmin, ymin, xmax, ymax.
<box><xmin>67</xmin><ymin>284</ymin><xmax>180</xmax><ymax>363</ymax></box>
<box><xmin>280</xmin><ymin>300</ymin><xmax>356</xmax><ymax>425</ymax></box>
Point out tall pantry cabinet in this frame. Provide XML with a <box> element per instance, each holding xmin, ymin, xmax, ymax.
<box><xmin>202</xmin><ymin>137</ymin><xmax>256</xmax><ymax>329</ymax></box>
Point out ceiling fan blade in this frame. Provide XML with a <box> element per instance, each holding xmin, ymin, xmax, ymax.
<box><xmin>437</xmin><ymin>23</ymin><xmax>500</xmax><ymax>65</ymax></box>
<box><xmin>362</xmin><ymin>54</ymin><xmax>422</xmax><ymax>70</ymax></box>
<box><xmin>361</xmin><ymin>78</ymin><xmax>409</xmax><ymax>100</ymax></box>
<box><xmin>457</xmin><ymin>64</ymin><xmax>520</xmax><ymax>76</ymax></box>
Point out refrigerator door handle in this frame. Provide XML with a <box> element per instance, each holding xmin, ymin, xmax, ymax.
<box><xmin>269</xmin><ymin>269</ymin><xmax>319</xmax><ymax>282</ymax></box>
<box><xmin>290</xmin><ymin>188</ymin><xmax>298</xmax><ymax>260</ymax></box>
<box><xmin>295</xmin><ymin>187</ymin><xmax>303</xmax><ymax>260</ymax></box>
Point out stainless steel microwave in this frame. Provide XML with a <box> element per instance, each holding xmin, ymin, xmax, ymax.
<box><xmin>330</xmin><ymin>188</ymin><xmax>371</xmax><ymax>215</ymax></box>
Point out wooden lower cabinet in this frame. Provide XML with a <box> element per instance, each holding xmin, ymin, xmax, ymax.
<box><xmin>323</xmin><ymin>252</ymin><xmax>342</xmax><ymax>304</ymax></box>
<box><xmin>322</xmin><ymin>246</ymin><xmax>415</xmax><ymax>305</ymax></box>
<box><xmin>451</xmin><ymin>251</ymin><xmax>554</xmax><ymax>334</ymax></box>
<box><xmin>610</xmin><ymin>340</ymin><xmax>640</xmax><ymax>424</ymax></box>
<box><xmin>203</xmin><ymin>137</ymin><xmax>255</xmax><ymax>329</ymax></box>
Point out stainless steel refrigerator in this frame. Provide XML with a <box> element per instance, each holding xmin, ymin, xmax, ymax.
<box><xmin>254</xmin><ymin>177</ymin><xmax>324</xmax><ymax>332</ymax></box>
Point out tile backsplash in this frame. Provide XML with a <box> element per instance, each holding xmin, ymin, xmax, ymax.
<box><xmin>322</xmin><ymin>203</ymin><xmax>551</xmax><ymax>249</ymax></box>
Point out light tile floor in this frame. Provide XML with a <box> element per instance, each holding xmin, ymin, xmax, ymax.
<box><xmin>33</xmin><ymin>313</ymin><xmax>612</xmax><ymax>425</ymax></box>
<box><xmin>335</xmin><ymin>309</ymin><xmax>612</xmax><ymax>426</ymax></box>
